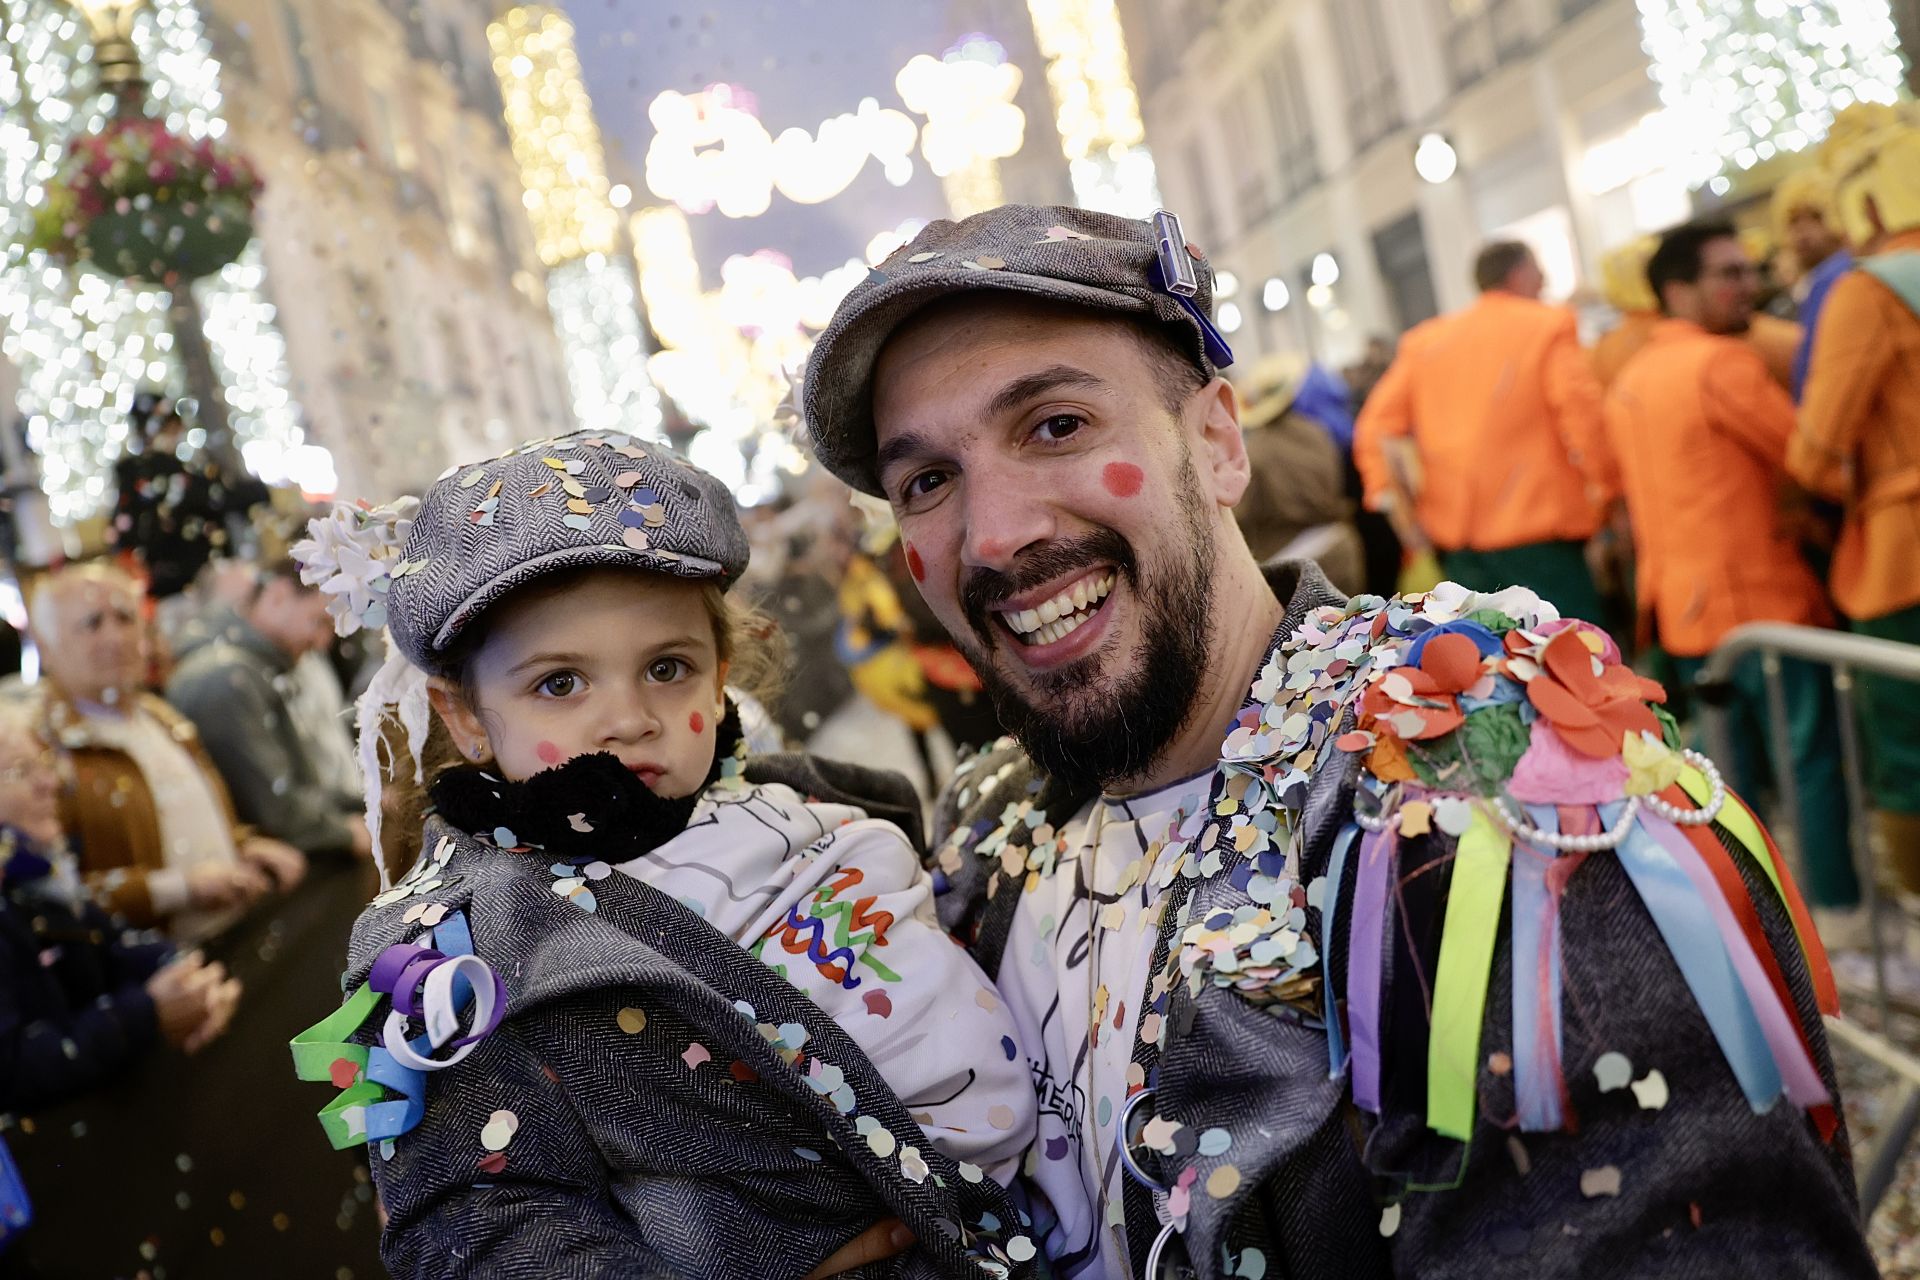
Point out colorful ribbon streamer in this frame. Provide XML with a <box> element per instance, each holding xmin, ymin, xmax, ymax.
<box><xmin>1347</xmin><ymin>825</ymin><xmax>1395</xmax><ymax>1114</ymax></box>
<box><xmin>1427</xmin><ymin>810</ymin><xmax>1511</xmax><ymax>1141</ymax></box>
<box><xmin>1641</xmin><ymin>812</ymin><xmax>1828</xmax><ymax>1111</ymax></box>
<box><xmin>1606</xmin><ymin>803</ymin><xmax>1783</xmax><ymax>1113</ymax></box>
<box><xmin>1321</xmin><ymin>823</ymin><xmax>1360</xmax><ymax>1079</ymax></box>
<box><xmin>289</xmin><ymin>912</ymin><xmax>506</xmax><ymax>1150</ymax></box>
<box><xmin>1676</xmin><ymin>767</ymin><xmax>1837</xmax><ymax>1016</ymax></box>
<box><xmin>1511</xmin><ymin>805</ymin><xmax>1566</xmax><ymax>1132</ymax></box>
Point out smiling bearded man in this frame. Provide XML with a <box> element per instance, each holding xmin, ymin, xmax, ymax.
<box><xmin>802</xmin><ymin>204</ymin><xmax>1873</xmax><ymax>1280</ymax></box>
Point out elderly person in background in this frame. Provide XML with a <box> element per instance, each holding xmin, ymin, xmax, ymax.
<box><xmin>166</xmin><ymin>557</ymin><xmax>370</xmax><ymax>860</ymax></box>
<box><xmin>0</xmin><ymin>701</ymin><xmax>241</xmax><ymax>1272</ymax></box>
<box><xmin>0</xmin><ymin>701</ymin><xmax>240</xmax><ymax>1104</ymax></box>
<box><xmin>25</xmin><ymin>563</ymin><xmax>302</xmax><ymax>939</ymax></box>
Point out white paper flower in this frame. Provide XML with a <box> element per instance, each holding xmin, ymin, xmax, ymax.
<box><xmin>291</xmin><ymin>498</ymin><xmax>420</xmax><ymax>636</ymax></box>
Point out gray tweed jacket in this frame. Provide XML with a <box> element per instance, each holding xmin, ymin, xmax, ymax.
<box><xmin>345</xmin><ymin>754</ymin><xmax>1035</xmax><ymax>1280</ymax></box>
<box><xmin>932</xmin><ymin>562</ymin><xmax>1875</xmax><ymax>1280</ymax></box>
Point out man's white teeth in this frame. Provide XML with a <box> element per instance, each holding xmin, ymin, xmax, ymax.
<box><xmin>1001</xmin><ymin>573</ymin><xmax>1114</xmax><ymax>644</ymax></box>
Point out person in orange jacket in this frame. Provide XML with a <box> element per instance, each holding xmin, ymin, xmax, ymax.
<box><xmin>1355</xmin><ymin>241</ymin><xmax>1610</xmax><ymax>622</ymax></box>
<box><xmin>1591</xmin><ymin>236</ymin><xmax>1661</xmax><ymax>392</ymax></box>
<box><xmin>1790</xmin><ymin>117</ymin><xmax>1920</xmax><ymax>894</ymax></box>
<box><xmin>1604</xmin><ymin>220</ymin><xmax>1859</xmax><ymax>921</ymax></box>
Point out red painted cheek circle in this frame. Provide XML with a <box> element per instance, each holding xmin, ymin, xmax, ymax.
<box><xmin>905</xmin><ymin>543</ymin><xmax>926</xmax><ymax>582</ymax></box>
<box><xmin>689</xmin><ymin>711</ymin><xmax>705</xmax><ymax>734</ymax></box>
<box><xmin>535</xmin><ymin>740</ymin><xmax>563</xmax><ymax>765</ymax></box>
<box><xmin>1102</xmin><ymin>462</ymin><xmax>1145</xmax><ymax>498</ymax></box>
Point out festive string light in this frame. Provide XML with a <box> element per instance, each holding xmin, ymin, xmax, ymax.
<box><xmin>489</xmin><ymin>4</ymin><xmax>662</xmax><ymax>441</ymax></box>
<box><xmin>0</xmin><ymin>0</ymin><xmax>304</xmax><ymax>524</ymax></box>
<box><xmin>1635</xmin><ymin>0</ymin><xmax>1907</xmax><ymax>187</ymax></box>
<box><xmin>1023</xmin><ymin>0</ymin><xmax>1161</xmax><ymax>215</ymax></box>
<box><xmin>487</xmin><ymin>4</ymin><xmax>622</xmax><ymax>266</ymax></box>
<box><xmin>644</xmin><ymin>84</ymin><xmax>917</xmax><ymax>218</ymax></box>
<box><xmin>545</xmin><ymin>252</ymin><xmax>662</xmax><ymax>438</ymax></box>
<box><xmin>199</xmin><ymin>245</ymin><xmax>307</xmax><ymax>487</ymax></box>
<box><xmin>629</xmin><ymin>203</ymin><xmax>895</xmax><ymax>486</ymax></box>
<box><xmin>895</xmin><ymin>37</ymin><xmax>1026</xmax><ymax>218</ymax></box>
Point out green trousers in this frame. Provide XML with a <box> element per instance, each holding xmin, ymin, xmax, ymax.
<box><xmin>1854</xmin><ymin>603</ymin><xmax>1920</xmax><ymax>814</ymax></box>
<box><xmin>1672</xmin><ymin>652</ymin><xmax>1861</xmax><ymax>909</ymax></box>
<box><xmin>1441</xmin><ymin>540</ymin><xmax>1606</xmax><ymax>627</ymax></box>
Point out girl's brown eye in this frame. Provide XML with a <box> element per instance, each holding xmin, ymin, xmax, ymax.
<box><xmin>536</xmin><ymin>672</ymin><xmax>577</xmax><ymax>697</ymax></box>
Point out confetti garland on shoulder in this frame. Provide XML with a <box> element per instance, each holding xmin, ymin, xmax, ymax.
<box><xmin>1014</xmin><ymin>579</ymin><xmax>1839</xmax><ymax>1153</ymax></box>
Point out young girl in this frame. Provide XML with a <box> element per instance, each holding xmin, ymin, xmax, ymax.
<box><xmin>289</xmin><ymin>432</ymin><xmax>1039</xmax><ymax>1279</ymax></box>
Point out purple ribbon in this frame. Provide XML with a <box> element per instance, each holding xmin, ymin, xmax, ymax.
<box><xmin>1347</xmin><ymin>825</ymin><xmax>1396</xmax><ymax>1114</ymax></box>
<box><xmin>369</xmin><ymin>940</ymin><xmax>509</xmax><ymax>1050</ymax></box>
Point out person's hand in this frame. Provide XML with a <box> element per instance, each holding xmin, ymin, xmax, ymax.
<box><xmin>145</xmin><ymin>952</ymin><xmax>234</xmax><ymax>1051</ymax></box>
<box><xmin>185</xmin><ymin>860</ymin><xmax>272</xmax><ymax>910</ymax></box>
<box><xmin>182</xmin><ymin>968</ymin><xmax>242</xmax><ymax>1055</ymax></box>
<box><xmin>240</xmin><ymin>835</ymin><xmax>307</xmax><ymax>893</ymax></box>
<box><xmin>803</xmin><ymin>1220</ymin><xmax>915</xmax><ymax>1278</ymax></box>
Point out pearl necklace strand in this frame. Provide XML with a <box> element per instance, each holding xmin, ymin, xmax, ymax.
<box><xmin>1353</xmin><ymin>750</ymin><xmax>1727</xmax><ymax>853</ymax></box>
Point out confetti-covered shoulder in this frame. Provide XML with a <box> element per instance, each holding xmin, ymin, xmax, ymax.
<box><xmin>1185</xmin><ymin>582</ymin><xmax>1839</xmax><ymax>1143</ymax></box>
<box><xmin>1274</xmin><ymin>587</ymin><xmax>1827</xmax><ymax>1136</ymax></box>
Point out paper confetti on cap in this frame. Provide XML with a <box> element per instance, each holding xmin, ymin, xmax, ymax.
<box><xmin>366</xmin><ymin>430</ymin><xmax>750</xmax><ymax>673</ymax></box>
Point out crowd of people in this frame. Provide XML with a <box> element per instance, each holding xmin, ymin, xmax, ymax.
<box><xmin>0</xmin><ymin>107</ymin><xmax>1912</xmax><ymax>1280</ymax></box>
<box><xmin>1349</xmin><ymin>104</ymin><xmax>1920</xmax><ymax>982</ymax></box>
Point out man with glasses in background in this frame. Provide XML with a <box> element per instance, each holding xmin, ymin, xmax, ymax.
<box><xmin>1603</xmin><ymin>221</ymin><xmax>1864</xmax><ymax>945</ymax></box>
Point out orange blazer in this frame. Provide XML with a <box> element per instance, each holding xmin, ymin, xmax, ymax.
<box><xmin>1789</xmin><ymin>232</ymin><xmax>1920</xmax><ymax>620</ymax></box>
<box><xmin>1604</xmin><ymin>320</ymin><xmax>1831</xmax><ymax>656</ymax></box>
<box><xmin>1355</xmin><ymin>293</ymin><xmax>1611</xmax><ymax>552</ymax></box>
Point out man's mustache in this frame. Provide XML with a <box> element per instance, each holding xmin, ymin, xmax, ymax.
<box><xmin>959</xmin><ymin>529</ymin><xmax>1135</xmax><ymax>645</ymax></box>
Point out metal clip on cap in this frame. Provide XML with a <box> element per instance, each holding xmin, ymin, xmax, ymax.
<box><xmin>1147</xmin><ymin>209</ymin><xmax>1234</xmax><ymax>370</ymax></box>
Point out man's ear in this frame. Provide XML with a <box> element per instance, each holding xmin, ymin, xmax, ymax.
<box><xmin>1192</xmin><ymin>377</ymin><xmax>1252</xmax><ymax>508</ymax></box>
<box><xmin>426</xmin><ymin>676</ymin><xmax>490</xmax><ymax>764</ymax></box>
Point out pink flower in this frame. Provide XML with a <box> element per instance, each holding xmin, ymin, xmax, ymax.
<box><xmin>1508</xmin><ymin>717</ymin><xmax>1631</xmax><ymax>804</ymax></box>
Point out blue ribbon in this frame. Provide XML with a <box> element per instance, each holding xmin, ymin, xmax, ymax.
<box><xmin>1604</xmin><ymin>803</ymin><xmax>1781</xmax><ymax>1112</ymax></box>
<box><xmin>1512</xmin><ymin>805</ymin><xmax>1564</xmax><ymax>1131</ymax></box>
<box><xmin>1321</xmin><ymin>823</ymin><xmax>1359</xmax><ymax>1079</ymax></box>
<box><xmin>363</xmin><ymin>911</ymin><xmax>481</xmax><ymax>1143</ymax></box>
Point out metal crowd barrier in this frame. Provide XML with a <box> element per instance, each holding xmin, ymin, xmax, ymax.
<box><xmin>1695</xmin><ymin>621</ymin><xmax>1920</xmax><ymax>1217</ymax></box>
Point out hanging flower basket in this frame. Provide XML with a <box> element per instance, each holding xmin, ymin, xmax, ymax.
<box><xmin>22</xmin><ymin>116</ymin><xmax>262</xmax><ymax>287</ymax></box>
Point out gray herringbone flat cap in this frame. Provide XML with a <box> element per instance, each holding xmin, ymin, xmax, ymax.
<box><xmin>803</xmin><ymin>204</ymin><xmax>1227</xmax><ymax>496</ymax></box>
<box><xmin>387</xmin><ymin>430</ymin><xmax>748</xmax><ymax>671</ymax></box>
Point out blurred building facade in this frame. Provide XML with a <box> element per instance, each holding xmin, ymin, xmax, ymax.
<box><xmin>202</xmin><ymin>0</ymin><xmax>575</xmax><ymax>499</ymax></box>
<box><xmin>1121</xmin><ymin>0</ymin><xmax>1912</xmax><ymax>366</ymax></box>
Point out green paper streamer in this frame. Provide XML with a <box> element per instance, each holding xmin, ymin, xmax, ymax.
<box><xmin>289</xmin><ymin>982</ymin><xmax>381</xmax><ymax>1083</ymax></box>
<box><xmin>316</xmin><ymin>1081</ymin><xmax>389</xmax><ymax>1151</ymax></box>
<box><xmin>1427</xmin><ymin>810</ymin><xmax>1511</xmax><ymax>1141</ymax></box>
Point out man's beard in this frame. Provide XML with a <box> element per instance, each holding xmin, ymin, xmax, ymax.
<box><xmin>954</xmin><ymin>459</ymin><xmax>1216</xmax><ymax>792</ymax></box>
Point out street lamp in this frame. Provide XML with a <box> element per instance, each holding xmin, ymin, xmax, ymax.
<box><xmin>61</xmin><ymin>0</ymin><xmax>244</xmax><ymax>471</ymax></box>
<box><xmin>69</xmin><ymin>0</ymin><xmax>148</xmax><ymax>101</ymax></box>
<box><xmin>1414</xmin><ymin>132</ymin><xmax>1458</xmax><ymax>184</ymax></box>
